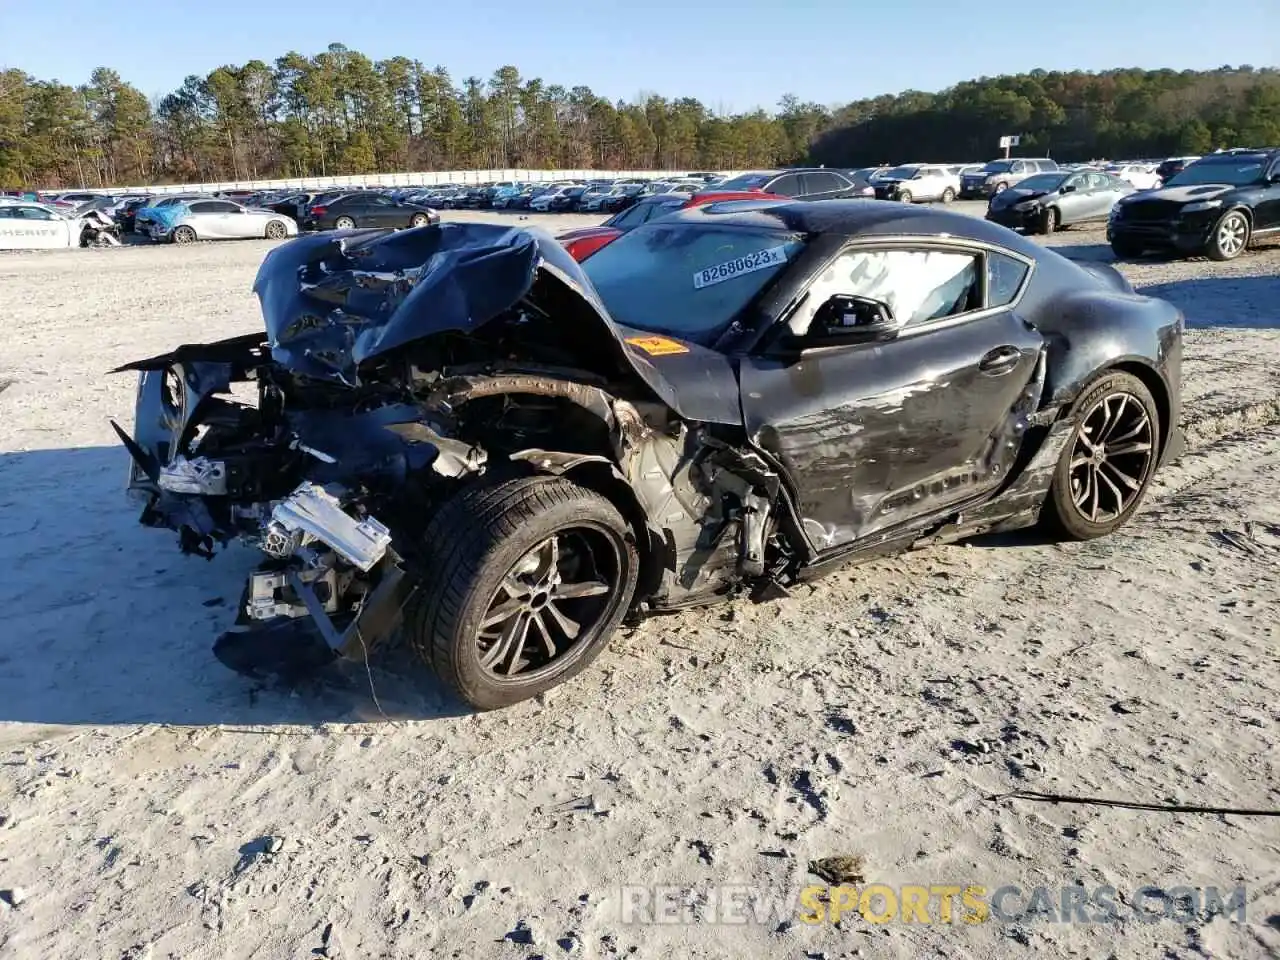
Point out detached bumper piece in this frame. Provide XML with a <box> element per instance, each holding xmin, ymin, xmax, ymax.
<box><xmin>210</xmin><ymin>482</ymin><xmax>413</xmax><ymax>681</ymax></box>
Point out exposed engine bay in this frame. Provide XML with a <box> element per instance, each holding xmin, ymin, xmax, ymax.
<box><xmin>114</xmin><ymin>224</ymin><xmax>791</xmax><ymax>684</ymax></box>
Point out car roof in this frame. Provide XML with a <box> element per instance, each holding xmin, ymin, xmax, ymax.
<box><xmin>1194</xmin><ymin>150</ymin><xmax>1274</xmax><ymax>164</ymax></box>
<box><xmin>658</xmin><ymin>197</ymin><xmax>1045</xmax><ymax>255</ymax></box>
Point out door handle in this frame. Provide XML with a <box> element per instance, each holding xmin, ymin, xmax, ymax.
<box><xmin>979</xmin><ymin>346</ymin><xmax>1022</xmax><ymax>376</ymax></box>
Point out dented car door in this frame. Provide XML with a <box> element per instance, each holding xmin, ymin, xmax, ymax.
<box><xmin>738</xmin><ymin>244</ymin><xmax>1044</xmax><ymax>552</ymax></box>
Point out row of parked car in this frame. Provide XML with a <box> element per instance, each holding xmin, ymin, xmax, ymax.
<box><xmin>7</xmin><ymin>147</ymin><xmax>1275</xmax><ymax>260</ymax></box>
<box><xmin>553</xmin><ymin>149</ymin><xmax>1280</xmax><ymax>264</ymax></box>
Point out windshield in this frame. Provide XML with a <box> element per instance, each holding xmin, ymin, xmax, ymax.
<box><xmin>1015</xmin><ymin>173</ymin><xmax>1069</xmax><ymax>193</ymax></box>
<box><xmin>582</xmin><ymin>223</ymin><xmax>805</xmax><ymax>342</ymax></box>
<box><xmin>885</xmin><ymin>165</ymin><xmax>920</xmax><ymax>179</ymax></box>
<box><xmin>713</xmin><ymin>172</ymin><xmax>773</xmax><ymax>191</ymax></box>
<box><xmin>981</xmin><ymin>160</ymin><xmax>1015</xmax><ymax>173</ymax></box>
<box><xmin>1165</xmin><ymin>160</ymin><xmax>1267</xmax><ymax>187</ymax></box>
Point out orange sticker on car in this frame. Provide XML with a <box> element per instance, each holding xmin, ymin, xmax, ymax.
<box><xmin>625</xmin><ymin>336</ymin><xmax>690</xmax><ymax>356</ymax></box>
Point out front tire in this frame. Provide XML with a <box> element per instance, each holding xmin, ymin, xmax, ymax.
<box><xmin>1039</xmin><ymin>207</ymin><xmax>1059</xmax><ymax>235</ymax></box>
<box><xmin>1205</xmin><ymin>210</ymin><xmax>1249</xmax><ymax>261</ymax></box>
<box><xmin>407</xmin><ymin>475</ymin><xmax>639</xmax><ymax>710</ymax></box>
<box><xmin>1042</xmin><ymin>371</ymin><xmax>1160</xmax><ymax>540</ymax></box>
<box><xmin>334</xmin><ymin>215</ymin><xmax>356</xmax><ymax>230</ymax></box>
<box><xmin>897</xmin><ymin>189</ymin><xmax>913</xmax><ymax>203</ymax></box>
<box><xmin>172</xmin><ymin>225</ymin><xmax>197</xmax><ymax>245</ymax></box>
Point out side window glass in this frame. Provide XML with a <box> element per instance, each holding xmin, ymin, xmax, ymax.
<box><xmin>768</xmin><ymin>175</ymin><xmax>803</xmax><ymax>197</ymax></box>
<box><xmin>189</xmin><ymin>202</ymin><xmax>216</xmax><ymax>213</ymax></box>
<box><xmin>790</xmin><ymin>249</ymin><xmax>980</xmax><ymax>335</ymax></box>
<box><xmin>987</xmin><ymin>252</ymin><xmax>1030</xmax><ymax>308</ymax></box>
<box><xmin>802</xmin><ymin>172</ymin><xmax>840</xmax><ymax>194</ymax></box>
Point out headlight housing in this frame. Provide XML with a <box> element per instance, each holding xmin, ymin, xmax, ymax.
<box><xmin>1012</xmin><ymin>200</ymin><xmax>1040</xmax><ymax>211</ymax></box>
<box><xmin>1181</xmin><ymin>199</ymin><xmax>1223</xmax><ymax>214</ymax></box>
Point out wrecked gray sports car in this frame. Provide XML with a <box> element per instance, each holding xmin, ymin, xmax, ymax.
<box><xmin>115</xmin><ymin>203</ymin><xmax>1183</xmax><ymax>708</ymax></box>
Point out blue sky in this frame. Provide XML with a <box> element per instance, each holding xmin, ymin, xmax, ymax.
<box><xmin>1</xmin><ymin>0</ymin><xmax>1276</xmax><ymax>111</ymax></box>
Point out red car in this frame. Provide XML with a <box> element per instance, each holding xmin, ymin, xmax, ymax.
<box><xmin>557</xmin><ymin>192</ymin><xmax>785</xmax><ymax>261</ymax></box>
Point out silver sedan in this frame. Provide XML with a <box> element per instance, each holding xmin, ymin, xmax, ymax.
<box><xmin>152</xmin><ymin>199</ymin><xmax>299</xmax><ymax>244</ymax></box>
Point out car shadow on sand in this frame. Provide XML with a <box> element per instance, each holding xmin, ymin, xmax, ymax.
<box><xmin>0</xmin><ymin>445</ymin><xmax>468</xmax><ymax>729</ymax></box>
<box><xmin>1135</xmin><ymin>275</ymin><xmax>1280</xmax><ymax>330</ymax></box>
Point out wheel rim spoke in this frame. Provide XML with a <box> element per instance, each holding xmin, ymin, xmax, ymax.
<box><xmin>1100</xmin><ymin>459</ymin><xmax>1140</xmax><ymax>492</ymax></box>
<box><xmin>530</xmin><ymin>612</ymin><xmax>557</xmax><ymax>658</ymax></box>
<box><xmin>481</xmin><ymin>613</ymin><xmax>530</xmax><ymax>673</ymax></box>
<box><xmin>544</xmin><ymin>600</ymin><xmax>582</xmax><ymax>640</ymax></box>
<box><xmin>481</xmin><ymin>597</ymin><xmax>526</xmax><ymax>629</ymax></box>
<box><xmin>1099</xmin><ymin>395</ymin><xmax>1127</xmax><ymax>441</ymax></box>
<box><xmin>552</xmin><ymin>580</ymin><xmax>610</xmax><ymax>600</ymax></box>
<box><xmin>1095</xmin><ymin>468</ymin><xmax>1126</xmax><ymax>517</ymax></box>
<box><xmin>1106</xmin><ymin>440</ymin><xmax>1151</xmax><ymax>458</ymax></box>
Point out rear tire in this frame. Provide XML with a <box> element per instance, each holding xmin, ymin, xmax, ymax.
<box><xmin>941</xmin><ymin>187</ymin><xmax>955</xmax><ymax>203</ymax></box>
<box><xmin>334</xmin><ymin>215</ymin><xmax>356</xmax><ymax>230</ymax></box>
<box><xmin>1042</xmin><ymin>371</ymin><xmax>1160</xmax><ymax>541</ymax></box>
<box><xmin>265</xmin><ymin>219</ymin><xmax>288</xmax><ymax>239</ymax></box>
<box><xmin>994</xmin><ymin>182</ymin><xmax>1009</xmax><ymax>194</ymax></box>
<box><xmin>410</xmin><ymin>212</ymin><xmax>429</xmax><ymax>227</ymax></box>
<box><xmin>406</xmin><ymin>475</ymin><xmax>639</xmax><ymax>710</ymax></box>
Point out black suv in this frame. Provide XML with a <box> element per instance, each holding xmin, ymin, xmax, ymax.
<box><xmin>1107</xmin><ymin>148</ymin><xmax>1280</xmax><ymax>261</ymax></box>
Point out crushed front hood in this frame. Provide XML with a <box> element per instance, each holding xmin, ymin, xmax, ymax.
<box><xmin>124</xmin><ymin>223</ymin><xmax>742</xmax><ymax>425</ymax></box>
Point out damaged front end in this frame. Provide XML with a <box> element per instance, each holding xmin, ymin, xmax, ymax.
<box><xmin>113</xmin><ymin>224</ymin><xmax>789</xmax><ymax>686</ymax></box>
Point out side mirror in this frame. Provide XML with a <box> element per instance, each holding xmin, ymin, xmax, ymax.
<box><xmin>801</xmin><ymin>294</ymin><xmax>902</xmax><ymax>346</ymax></box>
<box><xmin>1061</xmin><ymin>184</ymin><xmax>1077</xmax><ymax>193</ymax></box>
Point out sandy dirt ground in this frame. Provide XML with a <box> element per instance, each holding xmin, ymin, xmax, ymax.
<box><xmin>0</xmin><ymin>206</ymin><xmax>1278</xmax><ymax>959</ymax></box>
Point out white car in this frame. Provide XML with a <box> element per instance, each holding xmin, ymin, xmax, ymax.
<box><xmin>149</xmin><ymin>199</ymin><xmax>299</xmax><ymax>244</ymax></box>
<box><xmin>874</xmin><ymin>164</ymin><xmax>961</xmax><ymax>203</ymax></box>
<box><xmin>1105</xmin><ymin>163</ymin><xmax>1161</xmax><ymax>191</ymax></box>
<box><xmin>0</xmin><ymin>202</ymin><xmax>93</xmax><ymax>250</ymax></box>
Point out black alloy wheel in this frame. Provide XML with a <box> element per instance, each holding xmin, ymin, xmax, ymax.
<box><xmin>407</xmin><ymin>475</ymin><xmax>639</xmax><ymax>709</ymax></box>
<box><xmin>1043</xmin><ymin>371</ymin><xmax>1160</xmax><ymax>539</ymax></box>
<box><xmin>475</xmin><ymin>531</ymin><xmax>616</xmax><ymax>679</ymax></box>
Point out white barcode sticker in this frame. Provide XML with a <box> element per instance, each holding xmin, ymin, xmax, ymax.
<box><xmin>693</xmin><ymin>245</ymin><xmax>790</xmax><ymax>289</ymax></box>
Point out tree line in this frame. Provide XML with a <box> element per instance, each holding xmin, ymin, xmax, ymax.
<box><xmin>0</xmin><ymin>48</ymin><xmax>1276</xmax><ymax>189</ymax></box>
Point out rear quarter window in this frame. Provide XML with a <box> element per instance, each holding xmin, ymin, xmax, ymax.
<box><xmin>987</xmin><ymin>252</ymin><xmax>1030</xmax><ymax>308</ymax></box>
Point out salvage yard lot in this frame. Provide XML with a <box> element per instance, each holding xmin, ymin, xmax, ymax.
<box><xmin>0</xmin><ymin>206</ymin><xmax>1278</xmax><ymax>959</ymax></box>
